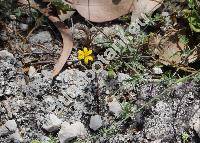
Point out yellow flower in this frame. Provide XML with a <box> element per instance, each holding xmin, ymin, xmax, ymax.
<box><xmin>78</xmin><ymin>47</ymin><xmax>94</xmax><ymax>64</ymax></box>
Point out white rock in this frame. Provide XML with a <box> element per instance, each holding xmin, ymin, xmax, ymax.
<box><xmin>0</xmin><ymin>126</ymin><xmax>9</xmax><ymax>136</ymax></box>
<box><xmin>108</xmin><ymin>98</ymin><xmax>122</xmax><ymax>117</ymax></box>
<box><xmin>89</xmin><ymin>115</ymin><xmax>103</xmax><ymax>131</ymax></box>
<box><xmin>189</xmin><ymin>109</ymin><xmax>200</xmax><ymax>137</ymax></box>
<box><xmin>8</xmin><ymin>129</ymin><xmax>23</xmax><ymax>142</ymax></box>
<box><xmin>5</xmin><ymin>120</ymin><xmax>17</xmax><ymax>132</ymax></box>
<box><xmin>58</xmin><ymin>121</ymin><xmax>87</xmax><ymax>143</ymax></box>
<box><xmin>28</xmin><ymin>66</ymin><xmax>37</xmax><ymax>78</ymax></box>
<box><xmin>152</xmin><ymin>67</ymin><xmax>163</xmax><ymax>74</ymax></box>
<box><xmin>42</xmin><ymin>114</ymin><xmax>62</xmax><ymax>132</ymax></box>
<box><xmin>19</xmin><ymin>23</ymin><xmax>28</xmax><ymax>31</ymax></box>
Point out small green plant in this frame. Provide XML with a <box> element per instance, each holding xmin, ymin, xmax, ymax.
<box><xmin>50</xmin><ymin>0</ymin><xmax>72</xmax><ymax>12</ymax></box>
<box><xmin>184</xmin><ymin>0</ymin><xmax>200</xmax><ymax>32</ymax></box>
<box><xmin>182</xmin><ymin>131</ymin><xmax>190</xmax><ymax>143</ymax></box>
<box><xmin>121</xmin><ymin>102</ymin><xmax>133</xmax><ymax>119</ymax></box>
<box><xmin>31</xmin><ymin>140</ymin><xmax>42</xmax><ymax>143</ymax></box>
<box><xmin>178</xmin><ymin>34</ymin><xmax>189</xmax><ymax>45</ymax></box>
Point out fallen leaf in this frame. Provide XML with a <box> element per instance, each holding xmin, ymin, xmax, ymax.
<box><xmin>48</xmin><ymin>15</ymin><xmax>73</xmax><ymax>77</ymax></box>
<box><xmin>71</xmin><ymin>0</ymin><xmax>163</xmax><ymax>23</ymax></box>
<box><xmin>150</xmin><ymin>32</ymin><xmax>198</xmax><ymax>66</ymax></box>
<box><xmin>72</xmin><ymin>0</ymin><xmax>134</xmax><ymax>22</ymax></box>
<box><xmin>131</xmin><ymin>0</ymin><xmax>163</xmax><ymax>22</ymax></box>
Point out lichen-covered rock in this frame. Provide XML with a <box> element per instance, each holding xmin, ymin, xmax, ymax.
<box><xmin>144</xmin><ymin>101</ymin><xmax>174</xmax><ymax>141</ymax></box>
<box><xmin>58</xmin><ymin>121</ymin><xmax>87</xmax><ymax>143</ymax></box>
<box><xmin>42</xmin><ymin>114</ymin><xmax>62</xmax><ymax>132</ymax></box>
<box><xmin>0</xmin><ymin>50</ymin><xmax>22</xmax><ymax>97</ymax></box>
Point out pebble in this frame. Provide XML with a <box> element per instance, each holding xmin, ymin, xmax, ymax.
<box><xmin>89</xmin><ymin>115</ymin><xmax>103</xmax><ymax>131</ymax></box>
<box><xmin>152</xmin><ymin>67</ymin><xmax>163</xmax><ymax>74</ymax></box>
<box><xmin>0</xmin><ymin>120</ymin><xmax>18</xmax><ymax>139</ymax></box>
<box><xmin>29</xmin><ymin>31</ymin><xmax>52</xmax><ymax>44</ymax></box>
<box><xmin>28</xmin><ymin>66</ymin><xmax>37</xmax><ymax>78</ymax></box>
<box><xmin>108</xmin><ymin>98</ymin><xmax>122</xmax><ymax>117</ymax></box>
<box><xmin>58</xmin><ymin>121</ymin><xmax>87</xmax><ymax>143</ymax></box>
<box><xmin>5</xmin><ymin>120</ymin><xmax>17</xmax><ymax>132</ymax></box>
<box><xmin>42</xmin><ymin>114</ymin><xmax>62</xmax><ymax>132</ymax></box>
<box><xmin>19</xmin><ymin>23</ymin><xmax>28</xmax><ymax>31</ymax></box>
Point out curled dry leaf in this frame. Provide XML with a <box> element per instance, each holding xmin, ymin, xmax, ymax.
<box><xmin>48</xmin><ymin>16</ymin><xmax>73</xmax><ymax>77</ymax></box>
<box><xmin>17</xmin><ymin>0</ymin><xmax>73</xmax><ymax>77</ymax></box>
<box><xmin>150</xmin><ymin>32</ymin><xmax>198</xmax><ymax>66</ymax></box>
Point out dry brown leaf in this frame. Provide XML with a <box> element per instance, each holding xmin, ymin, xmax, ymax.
<box><xmin>48</xmin><ymin>15</ymin><xmax>73</xmax><ymax>77</ymax></box>
<box><xmin>71</xmin><ymin>0</ymin><xmax>163</xmax><ymax>23</ymax></box>
<box><xmin>151</xmin><ymin>32</ymin><xmax>197</xmax><ymax>65</ymax></box>
<box><xmin>72</xmin><ymin>0</ymin><xmax>134</xmax><ymax>22</ymax></box>
<box><xmin>131</xmin><ymin>0</ymin><xmax>163</xmax><ymax>22</ymax></box>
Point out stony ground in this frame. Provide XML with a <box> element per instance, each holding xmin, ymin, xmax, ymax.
<box><xmin>0</xmin><ymin>1</ymin><xmax>200</xmax><ymax>142</ymax></box>
<box><xmin>0</xmin><ymin>29</ymin><xmax>199</xmax><ymax>143</ymax></box>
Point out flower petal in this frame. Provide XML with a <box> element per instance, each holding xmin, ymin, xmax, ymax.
<box><xmin>84</xmin><ymin>57</ymin><xmax>89</xmax><ymax>64</ymax></box>
<box><xmin>78</xmin><ymin>50</ymin><xmax>84</xmax><ymax>60</ymax></box>
<box><xmin>86</xmin><ymin>49</ymin><xmax>93</xmax><ymax>56</ymax></box>
<box><xmin>84</xmin><ymin>56</ymin><xmax>93</xmax><ymax>64</ymax></box>
<box><xmin>87</xmin><ymin>55</ymin><xmax>94</xmax><ymax>61</ymax></box>
<box><xmin>83</xmin><ymin>47</ymin><xmax>88</xmax><ymax>53</ymax></box>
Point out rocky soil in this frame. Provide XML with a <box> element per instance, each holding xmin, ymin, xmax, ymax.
<box><xmin>0</xmin><ymin>29</ymin><xmax>199</xmax><ymax>143</ymax></box>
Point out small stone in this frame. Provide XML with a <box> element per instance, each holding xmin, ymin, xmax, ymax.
<box><xmin>0</xmin><ymin>126</ymin><xmax>9</xmax><ymax>137</ymax></box>
<box><xmin>19</xmin><ymin>23</ymin><xmax>28</xmax><ymax>31</ymax></box>
<box><xmin>5</xmin><ymin>120</ymin><xmax>17</xmax><ymax>132</ymax></box>
<box><xmin>29</xmin><ymin>31</ymin><xmax>52</xmax><ymax>44</ymax></box>
<box><xmin>9</xmin><ymin>15</ymin><xmax>16</xmax><ymax>20</ymax></box>
<box><xmin>105</xmin><ymin>90</ymin><xmax>110</xmax><ymax>95</ymax></box>
<box><xmin>152</xmin><ymin>67</ymin><xmax>163</xmax><ymax>74</ymax></box>
<box><xmin>8</xmin><ymin>129</ymin><xmax>23</xmax><ymax>142</ymax></box>
<box><xmin>28</xmin><ymin>66</ymin><xmax>36</xmax><ymax>78</ymax></box>
<box><xmin>108</xmin><ymin>98</ymin><xmax>122</xmax><ymax>117</ymax></box>
<box><xmin>58</xmin><ymin>121</ymin><xmax>87</xmax><ymax>143</ymax></box>
<box><xmin>42</xmin><ymin>114</ymin><xmax>62</xmax><ymax>132</ymax></box>
<box><xmin>89</xmin><ymin>115</ymin><xmax>103</xmax><ymax>131</ymax></box>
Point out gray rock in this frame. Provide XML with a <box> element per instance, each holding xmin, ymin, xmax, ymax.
<box><xmin>0</xmin><ymin>50</ymin><xmax>21</xmax><ymax>97</ymax></box>
<box><xmin>29</xmin><ymin>31</ymin><xmax>52</xmax><ymax>44</ymax></box>
<box><xmin>19</xmin><ymin>23</ymin><xmax>28</xmax><ymax>31</ymax></box>
<box><xmin>28</xmin><ymin>66</ymin><xmax>37</xmax><ymax>78</ymax></box>
<box><xmin>8</xmin><ymin>129</ymin><xmax>23</xmax><ymax>143</ymax></box>
<box><xmin>58</xmin><ymin>121</ymin><xmax>87</xmax><ymax>143</ymax></box>
<box><xmin>0</xmin><ymin>50</ymin><xmax>15</xmax><ymax>62</ymax></box>
<box><xmin>57</xmin><ymin>69</ymin><xmax>89</xmax><ymax>99</ymax></box>
<box><xmin>0</xmin><ymin>126</ymin><xmax>10</xmax><ymax>137</ymax></box>
<box><xmin>89</xmin><ymin>115</ymin><xmax>103</xmax><ymax>131</ymax></box>
<box><xmin>108</xmin><ymin>98</ymin><xmax>122</xmax><ymax>117</ymax></box>
<box><xmin>144</xmin><ymin>101</ymin><xmax>174</xmax><ymax>141</ymax></box>
<box><xmin>42</xmin><ymin>113</ymin><xmax>62</xmax><ymax>132</ymax></box>
<box><xmin>5</xmin><ymin>120</ymin><xmax>17</xmax><ymax>132</ymax></box>
<box><xmin>0</xmin><ymin>120</ymin><xmax>17</xmax><ymax>137</ymax></box>
<box><xmin>189</xmin><ymin>109</ymin><xmax>200</xmax><ymax>137</ymax></box>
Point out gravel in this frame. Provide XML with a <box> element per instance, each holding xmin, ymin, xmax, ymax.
<box><xmin>108</xmin><ymin>98</ymin><xmax>122</xmax><ymax>117</ymax></box>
